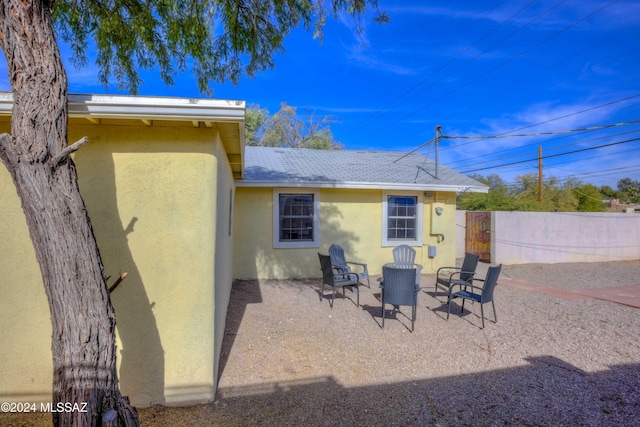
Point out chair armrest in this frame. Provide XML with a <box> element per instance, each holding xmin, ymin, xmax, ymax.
<box><xmin>334</xmin><ymin>272</ymin><xmax>359</xmax><ymax>285</ymax></box>
<box><xmin>448</xmin><ymin>270</ymin><xmax>476</xmax><ymax>280</ymax></box>
<box><xmin>436</xmin><ymin>266</ymin><xmax>460</xmax><ymax>278</ymax></box>
<box><xmin>347</xmin><ymin>272</ymin><xmax>360</xmax><ymax>282</ymax></box>
<box><xmin>347</xmin><ymin>261</ymin><xmax>368</xmax><ymax>275</ymax></box>
<box><xmin>468</xmin><ymin>277</ymin><xmax>486</xmax><ymax>287</ymax></box>
<box><xmin>333</xmin><ymin>264</ymin><xmax>350</xmax><ymax>274</ymax></box>
<box><xmin>347</xmin><ymin>261</ymin><xmax>367</xmax><ymax>268</ymax></box>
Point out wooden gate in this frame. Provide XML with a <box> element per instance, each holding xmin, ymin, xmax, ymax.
<box><xmin>465</xmin><ymin>211</ymin><xmax>491</xmax><ymax>262</ymax></box>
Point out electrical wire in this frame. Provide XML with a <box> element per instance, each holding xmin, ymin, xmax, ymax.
<box><xmin>442</xmin><ymin>118</ymin><xmax>640</xmax><ymax>139</ymax></box>
<box><xmin>451</xmin><ymin>23</ymin><xmax>640</xmax><ymax>116</ymax></box>
<box><xmin>459</xmin><ymin>136</ymin><xmax>640</xmax><ymax>173</ymax></box>
<box><xmin>439</xmin><ymin>92</ymin><xmax>640</xmax><ymax>161</ymax></box>
<box><xmin>367</xmin><ymin>0</ymin><xmax>622</xmax><ymax>137</ymax></box>
<box><xmin>343</xmin><ymin>0</ymin><xmax>538</xmax><ymax>135</ymax></box>
<box><xmin>447</xmin><ymin>128</ymin><xmax>640</xmax><ymax>171</ymax></box>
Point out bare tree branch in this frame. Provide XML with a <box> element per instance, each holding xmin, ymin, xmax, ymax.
<box><xmin>49</xmin><ymin>136</ymin><xmax>89</xmax><ymax>167</ymax></box>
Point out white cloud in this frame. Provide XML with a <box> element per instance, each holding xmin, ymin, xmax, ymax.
<box><xmin>437</xmin><ymin>95</ymin><xmax>640</xmax><ymax>185</ymax></box>
<box><xmin>346</xmin><ymin>47</ymin><xmax>419</xmax><ymax>75</ymax></box>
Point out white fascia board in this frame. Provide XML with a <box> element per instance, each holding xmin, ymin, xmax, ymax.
<box><xmin>0</xmin><ymin>92</ymin><xmax>246</xmax><ymax>123</ymax></box>
<box><xmin>236</xmin><ymin>179</ymin><xmax>489</xmax><ymax>193</ymax></box>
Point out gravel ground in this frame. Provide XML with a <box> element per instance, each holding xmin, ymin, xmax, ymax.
<box><xmin>3</xmin><ymin>261</ymin><xmax>640</xmax><ymax>426</ymax></box>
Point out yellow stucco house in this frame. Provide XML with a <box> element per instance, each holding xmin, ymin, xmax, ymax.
<box><xmin>0</xmin><ymin>93</ymin><xmax>486</xmax><ymax>408</ymax></box>
<box><xmin>234</xmin><ymin>146</ymin><xmax>487</xmax><ymax>279</ymax></box>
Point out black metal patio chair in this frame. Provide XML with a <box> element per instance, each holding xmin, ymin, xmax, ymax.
<box><xmin>329</xmin><ymin>243</ymin><xmax>370</xmax><ymax>288</ymax></box>
<box><xmin>447</xmin><ymin>264</ymin><xmax>502</xmax><ymax>328</ymax></box>
<box><xmin>380</xmin><ymin>265</ymin><xmax>419</xmax><ymax>331</ymax></box>
<box><xmin>318</xmin><ymin>253</ymin><xmax>360</xmax><ymax>308</ymax></box>
<box><xmin>435</xmin><ymin>252</ymin><xmax>480</xmax><ymax>293</ymax></box>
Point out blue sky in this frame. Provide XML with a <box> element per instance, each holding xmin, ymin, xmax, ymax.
<box><xmin>2</xmin><ymin>0</ymin><xmax>639</xmax><ymax>189</ymax></box>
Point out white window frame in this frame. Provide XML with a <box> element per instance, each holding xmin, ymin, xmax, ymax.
<box><xmin>382</xmin><ymin>191</ymin><xmax>423</xmax><ymax>247</ymax></box>
<box><xmin>273</xmin><ymin>188</ymin><xmax>321</xmax><ymax>249</ymax></box>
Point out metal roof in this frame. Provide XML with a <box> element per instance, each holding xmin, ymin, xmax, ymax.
<box><xmin>237</xmin><ymin>146</ymin><xmax>488</xmax><ymax>193</ymax></box>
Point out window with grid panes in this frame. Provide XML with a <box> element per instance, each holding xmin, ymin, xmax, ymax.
<box><xmin>387</xmin><ymin>195</ymin><xmax>417</xmax><ymax>240</ymax></box>
<box><xmin>278</xmin><ymin>194</ymin><xmax>315</xmax><ymax>242</ymax></box>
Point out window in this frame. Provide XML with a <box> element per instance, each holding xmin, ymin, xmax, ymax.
<box><xmin>228</xmin><ymin>188</ymin><xmax>234</xmax><ymax>236</ymax></box>
<box><xmin>279</xmin><ymin>194</ymin><xmax>314</xmax><ymax>241</ymax></box>
<box><xmin>382</xmin><ymin>192</ymin><xmax>423</xmax><ymax>246</ymax></box>
<box><xmin>387</xmin><ymin>196</ymin><xmax>417</xmax><ymax>239</ymax></box>
<box><xmin>273</xmin><ymin>189</ymin><xmax>320</xmax><ymax>248</ymax></box>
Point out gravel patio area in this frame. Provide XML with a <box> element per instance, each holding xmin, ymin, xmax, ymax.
<box><xmin>150</xmin><ymin>260</ymin><xmax>640</xmax><ymax>426</ymax></box>
<box><xmin>4</xmin><ymin>261</ymin><xmax>640</xmax><ymax>426</ymax></box>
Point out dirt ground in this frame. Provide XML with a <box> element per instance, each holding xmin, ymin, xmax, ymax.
<box><xmin>2</xmin><ymin>260</ymin><xmax>640</xmax><ymax>426</ymax></box>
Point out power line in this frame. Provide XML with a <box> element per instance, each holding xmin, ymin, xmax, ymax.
<box><xmin>487</xmin><ymin>145</ymin><xmax>640</xmax><ymax>182</ymax></box>
<box><xmin>459</xmin><ymin>136</ymin><xmax>640</xmax><ymax>173</ymax></box>
<box><xmin>343</xmin><ymin>1</ymin><xmax>539</xmax><ymax>135</ymax></box>
<box><xmin>548</xmin><ymin>164</ymin><xmax>640</xmax><ymax>182</ymax></box>
<box><xmin>542</xmin><ymin>145</ymin><xmax>640</xmax><ymax>172</ymax></box>
<box><xmin>440</xmin><ymin>93</ymin><xmax>640</xmax><ymax>165</ymax></box>
<box><xmin>448</xmin><ymin>22</ymin><xmax>640</xmax><ymax>118</ymax></box>
<box><xmin>368</xmin><ymin>0</ymin><xmax>621</xmax><ymax>137</ymax></box>
<box><xmin>442</xmin><ymin>118</ymin><xmax>640</xmax><ymax>139</ymax></box>
<box><xmin>452</xmin><ymin>128</ymin><xmax>640</xmax><ymax>170</ymax></box>
<box><xmin>496</xmin><ymin>163</ymin><xmax>640</xmax><ymax>191</ymax></box>
<box><xmin>395</xmin><ymin>0</ymin><xmax>567</xmax><ymax>107</ymax></box>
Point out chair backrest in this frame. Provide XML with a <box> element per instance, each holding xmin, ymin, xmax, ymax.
<box><xmin>382</xmin><ymin>266</ymin><xmax>417</xmax><ymax>306</ymax></box>
<box><xmin>318</xmin><ymin>253</ymin><xmax>335</xmax><ymax>285</ymax></box>
<box><xmin>329</xmin><ymin>244</ymin><xmax>348</xmax><ymax>268</ymax></box>
<box><xmin>480</xmin><ymin>264</ymin><xmax>502</xmax><ymax>302</ymax></box>
<box><xmin>460</xmin><ymin>253</ymin><xmax>481</xmax><ymax>282</ymax></box>
<box><xmin>392</xmin><ymin>245</ymin><xmax>416</xmax><ymax>268</ymax></box>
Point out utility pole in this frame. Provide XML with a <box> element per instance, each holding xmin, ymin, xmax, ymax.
<box><xmin>538</xmin><ymin>146</ymin><xmax>543</xmax><ymax>205</ymax></box>
<box><xmin>434</xmin><ymin>124</ymin><xmax>442</xmax><ymax>180</ymax></box>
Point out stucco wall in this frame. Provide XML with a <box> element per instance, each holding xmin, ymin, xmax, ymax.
<box><xmin>492</xmin><ymin>211</ymin><xmax>640</xmax><ymax>264</ymax></box>
<box><xmin>0</xmin><ymin>119</ymin><xmax>229</xmax><ymax>407</ymax></box>
<box><xmin>455</xmin><ymin>210</ymin><xmax>640</xmax><ymax>264</ymax></box>
<box><xmin>212</xmin><ymin>139</ymin><xmax>235</xmax><ymax>395</ymax></box>
<box><xmin>233</xmin><ymin>187</ymin><xmax>458</xmax><ymax>279</ymax></box>
<box><xmin>0</xmin><ymin>119</ymin><xmax>52</xmax><ymax>403</ymax></box>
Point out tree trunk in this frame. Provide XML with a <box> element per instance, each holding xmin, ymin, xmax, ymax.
<box><xmin>0</xmin><ymin>2</ymin><xmax>138</xmax><ymax>426</ymax></box>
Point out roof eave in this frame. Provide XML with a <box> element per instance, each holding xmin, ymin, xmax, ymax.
<box><xmin>0</xmin><ymin>92</ymin><xmax>246</xmax><ymax>122</ymax></box>
<box><xmin>236</xmin><ymin>179</ymin><xmax>489</xmax><ymax>193</ymax></box>
<box><xmin>0</xmin><ymin>92</ymin><xmax>247</xmax><ymax>178</ymax></box>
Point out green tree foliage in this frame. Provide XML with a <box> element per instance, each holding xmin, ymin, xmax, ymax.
<box><xmin>245</xmin><ymin>104</ymin><xmax>270</xmax><ymax>146</ymax></box>
<box><xmin>458</xmin><ymin>173</ymin><xmax>607</xmax><ymax>212</ymax></box>
<box><xmin>573</xmin><ymin>183</ymin><xmax>606</xmax><ymax>212</ymax></box>
<box><xmin>247</xmin><ymin>102</ymin><xmax>343</xmax><ymax>149</ymax></box>
<box><xmin>617</xmin><ymin>177</ymin><xmax>640</xmax><ymax>203</ymax></box>
<box><xmin>599</xmin><ymin>185</ymin><xmax>622</xmax><ymax>201</ymax></box>
<box><xmin>54</xmin><ymin>0</ymin><xmax>388</xmax><ymax>94</ymax></box>
<box><xmin>543</xmin><ymin>176</ymin><xmax>578</xmax><ymax>212</ymax></box>
<box><xmin>457</xmin><ymin>174</ymin><xmax>511</xmax><ymax>211</ymax></box>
